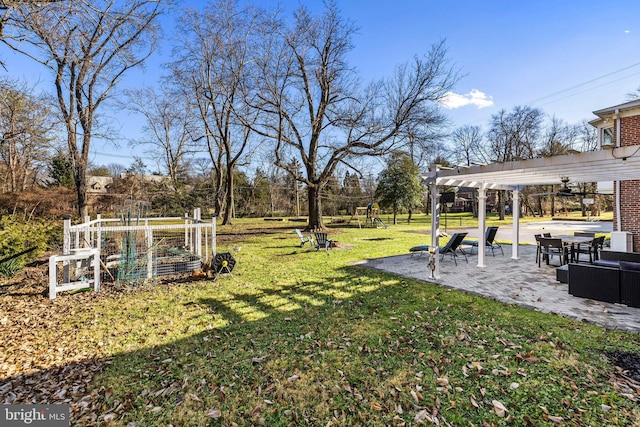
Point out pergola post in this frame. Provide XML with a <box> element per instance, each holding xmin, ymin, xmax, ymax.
<box><xmin>477</xmin><ymin>187</ymin><xmax>487</xmax><ymax>268</ymax></box>
<box><xmin>430</xmin><ymin>183</ymin><xmax>441</xmax><ymax>279</ymax></box>
<box><xmin>511</xmin><ymin>188</ymin><xmax>521</xmax><ymax>259</ymax></box>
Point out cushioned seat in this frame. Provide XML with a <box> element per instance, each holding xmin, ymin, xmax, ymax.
<box><xmin>594</xmin><ymin>259</ymin><xmax>620</xmax><ymax>268</ymax></box>
<box><xmin>409</xmin><ymin>245</ymin><xmax>431</xmax><ymax>254</ymax></box>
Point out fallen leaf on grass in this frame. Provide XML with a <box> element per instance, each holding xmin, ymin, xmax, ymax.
<box><xmin>414</xmin><ymin>409</ymin><xmax>428</xmax><ymax>423</ymax></box>
<box><xmin>207</xmin><ymin>407</ymin><xmax>221</xmax><ymax>418</ymax></box>
<box><xmin>287</xmin><ymin>374</ymin><xmax>300</xmax><ymax>383</ymax></box>
<box><xmin>103</xmin><ymin>413</ymin><xmax>117</xmax><ymax>423</ymax></box>
<box><xmin>436</xmin><ymin>377</ymin><xmax>449</xmax><ymax>387</ymax></box>
<box><xmin>371</xmin><ymin>402</ymin><xmax>384</xmax><ymax>411</ymax></box>
<box><xmin>492</xmin><ymin>400</ymin><xmax>507</xmax><ymax>417</ymax></box>
<box><xmin>470</xmin><ymin>396</ymin><xmax>479</xmax><ymax>409</ymax></box>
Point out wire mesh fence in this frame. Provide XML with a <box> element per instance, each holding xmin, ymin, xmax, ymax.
<box><xmin>61</xmin><ymin>209</ymin><xmax>215</xmax><ymax>287</ymax></box>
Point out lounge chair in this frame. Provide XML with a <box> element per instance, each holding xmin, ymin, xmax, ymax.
<box><xmin>409</xmin><ymin>232</ymin><xmax>468</xmax><ymax>265</ymax></box>
<box><xmin>295</xmin><ymin>229</ymin><xmax>314</xmax><ymax>247</ymax></box>
<box><xmin>314</xmin><ymin>232</ymin><xmax>333</xmax><ymax>251</ymax></box>
<box><xmin>461</xmin><ymin>226</ymin><xmax>503</xmax><ymax>256</ymax></box>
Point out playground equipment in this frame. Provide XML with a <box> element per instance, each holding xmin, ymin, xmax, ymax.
<box><xmin>348</xmin><ymin>203</ymin><xmax>388</xmax><ymax>229</ymax></box>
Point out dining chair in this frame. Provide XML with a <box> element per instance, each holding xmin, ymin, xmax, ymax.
<box><xmin>575</xmin><ymin>236</ymin><xmax>605</xmax><ymax>264</ymax></box>
<box><xmin>538</xmin><ymin>237</ymin><xmax>568</xmax><ymax>267</ymax></box>
<box><xmin>534</xmin><ymin>234</ymin><xmax>542</xmax><ymax>264</ymax></box>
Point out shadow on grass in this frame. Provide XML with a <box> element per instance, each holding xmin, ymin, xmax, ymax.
<box><xmin>0</xmin><ymin>266</ymin><xmax>413</xmax><ymax>423</ymax></box>
<box><xmin>1</xmin><ymin>265</ymin><xmax>638</xmax><ymax>426</ymax></box>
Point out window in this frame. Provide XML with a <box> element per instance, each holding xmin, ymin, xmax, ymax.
<box><xmin>602</xmin><ymin>126</ymin><xmax>614</xmax><ymax>147</ymax></box>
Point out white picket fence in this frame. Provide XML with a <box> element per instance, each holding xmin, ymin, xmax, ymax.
<box><xmin>49</xmin><ymin>208</ymin><xmax>216</xmax><ymax>299</ymax></box>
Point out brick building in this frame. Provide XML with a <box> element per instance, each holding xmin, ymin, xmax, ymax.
<box><xmin>590</xmin><ymin>100</ymin><xmax>640</xmax><ymax>252</ymax></box>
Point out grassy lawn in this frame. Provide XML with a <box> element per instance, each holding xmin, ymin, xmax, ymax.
<box><xmin>2</xmin><ymin>214</ymin><xmax>637</xmax><ymax>426</ymax></box>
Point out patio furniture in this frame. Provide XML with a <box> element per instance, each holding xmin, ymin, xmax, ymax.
<box><xmin>620</xmin><ymin>262</ymin><xmax>640</xmax><ymax>308</ymax></box>
<box><xmin>556</xmin><ymin>264</ymin><xmax>569</xmax><ymax>283</ymax></box>
<box><xmin>568</xmin><ymin>263</ymin><xmax>621</xmax><ymax>304</ymax></box>
<box><xmin>461</xmin><ymin>226</ymin><xmax>503</xmax><ymax>256</ymax></box>
<box><xmin>567</xmin><ymin>252</ymin><xmax>640</xmax><ymax>306</ymax></box>
<box><xmin>314</xmin><ymin>232</ymin><xmax>333</xmax><ymax>251</ymax></box>
<box><xmin>554</xmin><ymin>235</ymin><xmax>593</xmax><ymax>263</ymax></box>
<box><xmin>575</xmin><ymin>236</ymin><xmax>605</xmax><ymax>264</ymax></box>
<box><xmin>594</xmin><ymin>250</ymin><xmax>640</xmax><ymax>268</ymax></box>
<box><xmin>409</xmin><ymin>245</ymin><xmax>431</xmax><ymax>257</ymax></box>
<box><xmin>408</xmin><ymin>232</ymin><xmax>468</xmax><ymax>265</ymax></box>
<box><xmin>538</xmin><ymin>237</ymin><xmax>569</xmax><ymax>267</ymax></box>
<box><xmin>439</xmin><ymin>232</ymin><xmax>468</xmax><ymax>265</ymax></box>
<box><xmin>295</xmin><ymin>229</ymin><xmax>314</xmax><ymax>247</ymax></box>
<box><xmin>534</xmin><ymin>234</ymin><xmax>543</xmax><ymax>264</ymax></box>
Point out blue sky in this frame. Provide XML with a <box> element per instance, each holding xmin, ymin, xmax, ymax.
<box><xmin>4</xmin><ymin>0</ymin><xmax>640</xmax><ymax>169</ymax></box>
<box><xmin>336</xmin><ymin>0</ymin><xmax>640</xmax><ymax>126</ymax></box>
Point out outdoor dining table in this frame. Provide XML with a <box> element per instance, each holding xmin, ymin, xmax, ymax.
<box><xmin>554</xmin><ymin>235</ymin><xmax>594</xmax><ymax>263</ymax></box>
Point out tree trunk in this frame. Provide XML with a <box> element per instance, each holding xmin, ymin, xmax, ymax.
<box><xmin>307</xmin><ymin>185</ymin><xmax>324</xmax><ymax>231</ymax></box>
<box><xmin>75</xmin><ymin>162</ymin><xmax>89</xmax><ymax>218</ymax></box>
<box><xmin>407</xmin><ymin>208</ymin><xmax>412</xmax><ymax>224</ymax></box>
<box><xmin>222</xmin><ymin>167</ymin><xmax>234</xmax><ymax>225</ymax></box>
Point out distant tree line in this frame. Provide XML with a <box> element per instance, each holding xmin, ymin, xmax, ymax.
<box><xmin>0</xmin><ymin>0</ymin><xmax>602</xmax><ymax>224</ymax></box>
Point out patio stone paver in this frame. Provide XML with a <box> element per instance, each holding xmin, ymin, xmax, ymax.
<box><xmin>355</xmin><ymin>245</ymin><xmax>640</xmax><ymax>333</ymax></box>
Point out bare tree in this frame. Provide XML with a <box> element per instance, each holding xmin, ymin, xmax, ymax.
<box><xmin>125</xmin><ymin>87</ymin><xmax>195</xmax><ymax>190</ymax></box>
<box><xmin>487</xmin><ymin>106</ymin><xmax>543</xmax><ymax>163</ymax></box>
<box><xmin>171</xmin><ymin>0</ymin><xmax>261</xmax><ymax>225</ymax></box>
<box><xmin>578</xmin><ymin>119</ymin><xmax>598</xmax><ymax>152</ymax></box>
<box><xmin>450</xmin><ymin>124</ymin><xmax>486</xmax><ymax>167</ymax></box>
<box><xmin>538</xmin><ymin>116</ymin><xmax>578</xmax><ymax>157</ymax></box>
<box><xmin>0</xmin><ymin>78</ymin><xmax>55</xmax><ymax>192</ymax></box>
<box><xmin>253</xmin><ymin>2</ymin><xmax>457</xmax><ymax>230</ymax></box>
<box><xmin>487</xmin><ymin>105</ymin><xmax>543</xmax><ymax>219</ymax></box>
<box><xmin>1</xmin><ymin>0</ymin><xmax>164</xmax><ymax>217</ymax></box>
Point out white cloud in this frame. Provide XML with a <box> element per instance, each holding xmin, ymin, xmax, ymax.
<box><xmin>439</xmin><ymin>89</ymin><xmax>494</xmax><ymax>109</ymax></box>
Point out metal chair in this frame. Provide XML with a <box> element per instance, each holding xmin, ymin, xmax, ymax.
<box><xmin>534</xmin><ymin>234</ymin><xmax>542</xmax><ymax>264</ymax></box>
<box><xmin>439</xmin><ymin>232</ymin><xmax>469</xmax><ymax>265</ymax></box>
<box><xmin>576</xmin><ymin>236</ymin><xmax>605</xmax><ymax>264</ymax></box>
<box><xmin>462</xmin><ymin>226</ymin><xmax>503</xmax><ymax>256</ymax></box>
<box><xmin>538</xmin><ymin>237</ymin><xmax>568</xmax><ymax>267</ymax></box>
<box><xmin>409</xmin><ymin>232</ymin><xmax>469</xmax><ymax>265</ymax></box>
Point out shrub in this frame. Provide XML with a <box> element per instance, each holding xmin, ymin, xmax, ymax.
<box><xmin>0</xmin><ymin>214</ymin><xmax>59</xmax><ymax>275</ymax></box>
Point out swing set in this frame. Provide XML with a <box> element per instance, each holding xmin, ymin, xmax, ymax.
<box><xmin>347</xmin><ymin>203</ymin><xmax>388</xmax><ymax>229</ymax></box>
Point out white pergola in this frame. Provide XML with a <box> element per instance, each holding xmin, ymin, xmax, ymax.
<box><xmin>424</xmin><ymin>144</ymin><xmax>640</xmax><ymax>278</ymax></box>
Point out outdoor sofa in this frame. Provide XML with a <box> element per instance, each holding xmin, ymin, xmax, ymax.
<box><xmin>566</xmin><ymin>250</ymin><xmax>640</xmax><ymax>307</ymax></box>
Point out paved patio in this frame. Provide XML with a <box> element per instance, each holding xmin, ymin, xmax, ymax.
<box><xmin>355</xmin><ymin>229</ymin><xmax>640</xmax><ymax>333</ymax></box>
